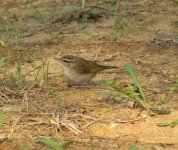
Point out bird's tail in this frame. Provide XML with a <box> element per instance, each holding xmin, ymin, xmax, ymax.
<box><xmin>103</xmin><ymin>65</ymin><xmax>118</xmax><ymax>70</ymax></box>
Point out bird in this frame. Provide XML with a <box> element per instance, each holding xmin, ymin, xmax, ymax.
<box><xmin>56</xmin><ymin>55</ymin><xmax>117</xmax><ymax>83</ymax></box>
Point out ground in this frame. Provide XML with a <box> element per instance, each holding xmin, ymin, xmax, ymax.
<box><xmin>0</xmin><ymin>0</ymin><xmax>178</xmax><ymax>150</ymax></box>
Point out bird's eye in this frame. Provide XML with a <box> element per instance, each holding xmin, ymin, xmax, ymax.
<box><xmin>63</xmin><ymin>60</ymin><xmax>69</xmax><ymax>62</ymax></box>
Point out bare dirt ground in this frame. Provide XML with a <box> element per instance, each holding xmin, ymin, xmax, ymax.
<box><xmin>0</xmin><ymin>0</ymin><xmax>178</xmax><ymax>149</ymax></box>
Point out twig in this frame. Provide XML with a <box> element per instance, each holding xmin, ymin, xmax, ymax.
<box><xmin>55</xmin><ymin>48</ymin><xmax>63</xmax><ymax>58</ymax></box>
<box><xmin>92</xmin><ymin>54</ymin><xmax>98</xmax><ymax>62</ymax></box>
<box><xmin>7</xmin><ymin>115</ymin><xmax>22</xmax><ymax>138</ymax></box>
<box><xmin>80</xmin><ymin>120</ymin><xmax>97</xmax><ymax>129</ymax></box>
<box><xmin>0</xmin><ymin>87</ymin><xmax>10</xmax><ymax>101</ymax></box>
<box><xmin>61</xmin><ymin>119</ymin><xmax>83</xmax><ymax>135</ymax></box>
<box><xmin>52</xmin><ymin>112</ymin><xmax>63</xmax><ymax>132</ymax></box>
<box><xmin>22</xmin><ymin>79</ymin><xmax>41</xmax><ymax>111</ymax></box>
<box><xmin>22</xmin><ymin>91</ymin><xmax>28</xmax><ymax>111</ymax></box>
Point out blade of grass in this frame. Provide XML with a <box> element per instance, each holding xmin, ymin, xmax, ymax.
<box><xmin>169</xmin><ymin>79</ymin><xmax>178</xmax><ymax>93</ymax></box>
<box><xmin>157</xmin><ymin>119</ymin><xmax>178</xmax><ymax>127</ymax></box>
<box><xmin>9</xmin><ymin>74</ymin><xmax>17</xmax><ymax>87</ymax></box>
<box><xmin>96</xmin><ymin>91</ymin><xmax>118</xmax><ymax>97</ymax></box>
<box><xmin>100</xmin><ymin>80</ymin><xmax>146</xmax><ymax>108</ymax></box>
<box><xmin>15</xmin><ymin>62</ymin><xmax>24</xmax><ymax>87</ymax></box>
<box><xmin>2</xmin><ymin>67</ymin><xmax>7</xmax><ymax>82</ymax></box>
<box><xmin>0</xmin><ymin>57</ymin><xmax>6</xmax><ymax>69</ymax></box>
<box><xmin>91</xmin><ymin>144</ymin><xmax>94</xmax><ymax>150</ymax></box>
<box><xmin>35</xmin><ymin>66</ymin><xmax>41</xmax><ymax>83</ymax></box>
<box><xmin>45</xmin><ymin>61</ymin><xmax>49</xmax><ymax>88</ymax></box>
<box><xmin>0</xmin><ymin>52</ymin><xmax>12</xmax><ymax>69</ymax></box>
<box><xmin>24</xmin><ymin>65</ymin><xmax>42</xmax><ymax>78</ymax></box>
<box><xmin>171</xmin><ymin>0</ymin><xmax>178</xmax><ymax>4</ymax></box>
<box><xmin>39</xmin><ymin>136</ymin><xmax>73</xmax><ymax>150</ymax></box>
<box><xmin>59</xmin><ymin>141</ymin><xmax>74</xmax><ymax>150</ymax></box>
<box><xmin>80</xmin><ymin>0</ymin><xmax>86</xmax><ymax>10</ymax></box>
<box><xmin>124</xmin><ymin>64</ymin><xmax>145</xmax><ymax>101</ymax></box>
<box><xmin>129</xmin><ymin>144</ymin><xmax>139</xmax><ymax>150</ymax></box>
<box><xmin>0</xmin><ymin>111</ymin><xmax>5</xmax><ymax>129</ymax></box>
<box><xmin>39</xmin><ymin>136</ymin><xmax>60</xmax><ymax>150</ymax></box>
<box><xmin>0</xmin><ymin>40</ymin><xmax>6</xmax><ymax>47</ymax></box>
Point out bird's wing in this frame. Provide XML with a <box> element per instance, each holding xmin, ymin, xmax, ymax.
<box><xmin>73</xmin><ymin>59</ymin><xmax>104</xmax><ymax>74</ymax></box>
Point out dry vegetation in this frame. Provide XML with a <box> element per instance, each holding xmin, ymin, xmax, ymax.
<box><xmin>0</xmin><ymin>0</ymin><xmax>178</xmax><ymax>149</ymax></box>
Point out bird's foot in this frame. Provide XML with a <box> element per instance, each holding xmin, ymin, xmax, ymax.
<box><xmin>67</xmin><ymin>81</ymin><xmax>96</xmax><ymax>88</ymax></box>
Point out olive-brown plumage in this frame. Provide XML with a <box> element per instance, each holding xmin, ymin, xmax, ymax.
<box><xmin>57</xmin><ymin>55</ymin><xmax>117</xmax><ymax>83</ymax></box>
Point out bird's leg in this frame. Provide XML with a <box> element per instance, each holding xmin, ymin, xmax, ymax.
<box><xmin>67</xmin><ymin>81</ymin><xmax>96</xmax><ymax>88</ymax></box>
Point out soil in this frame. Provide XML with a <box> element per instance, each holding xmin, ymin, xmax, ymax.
<box><xmin>0</xmin><ymin>0</ymin><xmax>178</xmax><ymax>150</ymax></box>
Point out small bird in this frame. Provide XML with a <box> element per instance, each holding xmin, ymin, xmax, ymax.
<box><xmin>56</xmin><ymin>55</ymin><xmax>117</xmax><ymax>83</ymax></box>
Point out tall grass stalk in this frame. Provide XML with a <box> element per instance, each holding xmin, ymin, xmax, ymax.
<box><xmin>45</xmin><ymin>61</ymin><xmax>49</xmax><ymax>88</ymax></box>
<box><xmin>15</xmin><ymin>62</ymin><xmax>24</xmax><ymax>87</ymax></box>
<box><xmin>81</xmin><ymin>0</ymin><xmax>86</xmax><ymax>10</ymax></box>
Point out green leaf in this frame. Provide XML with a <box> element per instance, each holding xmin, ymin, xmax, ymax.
<box><xmin>111</xmin><ymin>0</ymin><xmax>117</xmax><ymax>5</ymax></box>
<box><xmin>100</xmin><ymin>80</ymin><xmax>116</xmax><ymax>87</ymax></box>
<box><xmin>0</xmin><ymin>40</ymin><xmax>6</xmax><ymax>47</ymax></box>
<box><xmin>100</xmin><ymin>80</ymin><xmax>128</xmax><ymax>94</ymax></box>
<box><xmin>96</xmin><ymin>91</ymin><xmax>118</xmax><ymax>97</ymax></box>
<box><xmin>171</xmin><ymin>0</ymin><xmax>178</xmax><ymax>4</ymax></box>
<box><xmin>39</xmin><ymin>136</ymin><xmax>60</xmax><ymax>150</ymax></box>
<box><xmin>39</xmin><ymin>136</ymin><xmax>73</xmax><ymax>150</ymax></box>
<box><xmin>91</xmin><ymin>144</ymin><xmax>94</xmax><ymax>150</ymax></box>
<box><xmin>59</xmin><ymin>141</ymin><xmax>74</xmax><ymax>150</ymax></box>
<box><xmin>0</xmin><ymin>111</ymin><xmax>5</xmax><ymax>129</ymax></box>
<box><xmin>123</xmin><ymin>64</ymin><xmax>145</xmax><ymax>100</ymax></box>
<box><xmin>9</xmin><ymin>74</ymin><xmax>17</xmax><ymax>87</ymax></box>
<box><xmin>157</xmin><ymin>119</ymin><xmax>178</xmax><ymax>127</ymax></box>
<box><xmin>169</xmin><ymin>80</ymin><xmax>178</xmax><ymax>93</ymax></box>
<box><xmin>0</xmin><ymin>57</ymin><xmax>6</xmax><ymax>69</ymax></box>
<box><xmin>80</xmin><ymin>0</ymin><xmax>85</xmax><ymax>9</ymax></box>
<box><xmin>100</xmin><ymin>80</ymin><xmax>146</xmax><ymax>108</ymax></box>
<box><xmin>15</xmin><ymin>62</ymin><xmax>25</xmax><ymax>86</ymax></box>
<box><xmin>129</xmin><ymin>144</ymin><xmax>139</xmax><ymax>150</ymax></box>
<box><xmin>0</xmin><ymin>52</ymin><xmax>12</xmax><ymax>69</ymax></box>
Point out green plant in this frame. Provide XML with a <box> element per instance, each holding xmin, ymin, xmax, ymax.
<box><xmin>0</xmin><ymin>57</ymin><xmax>6</xmax><ymax>69</ymax></box>
<box><xmin>0</xmin><ymin>52</ymin><xmax>11</xmax><ymax>69</ymax></box>
<box><xmin>124</xmin><ymin>64</ymin><xmax>146</xmax><ymax>101</ymax></box>
<box><xmin>28</xmin><ymin>0</ymin><xmax>46</xmax><ymax>22</ymax></box>
<box><xmin>77</xmin><ymin>1</ymin><xmax>115</xmax><ymax>24</ymax></box>
<box><xmin>111</xmin><ymin>0</ymin><xmax>117</xmax><ymax>6</ymax></box>
<box><xmin>157</xmin><ymin>119</ymin><xmax>178</xmax><ymax>127</ymax></box>
<box><xmin>100</xmin><ymin>64</ymin><xmax>147</xmax><ymax>108</ymax></box>
<box><xmin>45</xmin><ymin>61</ymin><xmax>49</xmax><ymax>88</ymax></box>
<box><xmin>171</xmin><ymin>0</ymin><xmax>178</xmax><ymax>4</ymax></box>
<box><xmin>26</xmin><ymin>52</ymin><xmax>36</xmax><ymax>67</ymax></box>
<box><xmin>15</xmin><ymin>62</ymin><xmax>25</xmax><ymax>87</ymax></box>
<box><xmin>100</xmin><ymin>80</ymin><xmax>146</xmax><ymax>108</ymax></box>
<box><xmin>110</xmin><ymin>0</ymin><xmax>127</xmax><ymax>41</ymax></box>
<box><xmin>169</xmin><ymin>79</ymin><xmax>178</xmax><ymax>93</ymax></box>
<box><xmin>39</xmin><ymin>136</ymin><xmax>73</xmax><ymax>150</ymax></box>
<box><xmin>14</xmin><ymin>24</ymin><xmax>23</xmax><ymax>60</ymax></box>
<box><xmin>158</xmin><ymin>79</ymin><xmax>178</xmax><ymax>102</ymax></box>
<box><xmin>0</xmin><ymin>45</ymin><xmax>51</xmax><ymax>88</ymax></box>
<box><xmin>129</xmin><ymin>144</ymin><xmax>139</xmax><ymax>150</ymax></box>
<box><xmin>0</xmin><ymin>52</ymin><xmax>12</xmax><ymax>83</ymax></box>
<box><xmin>39</xmin><ymin>48</ymin><xmax>49</xmax><ymax>88</ymax></box>
<box><xmin>80</xmin><ymin>0</ymin><xmax>86</xmax><ymax>10</ymax></box>
<box><xmin>0</xmin><ymin>40</ymin><xmax>6</xmax><ymax>48</ymax></box>
<box><xmin>4</xmin><ymin>61</ymin><xmax>30</xmax><ymax>87</ymax></box>
<box><xmin>91</xmin><ymin>144</ymin><xmax>94</xmax><ymax>150</ymax></box>
<box><xmin>0</xmin><ymin>111</ymin><xmax>5</xmax><ymax>129</ymax></box>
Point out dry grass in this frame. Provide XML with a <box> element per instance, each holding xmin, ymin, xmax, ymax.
<box><xmin>0</xmin><ymin>0</ymin><xmax>178</xmax><ymax>149</ymax></box>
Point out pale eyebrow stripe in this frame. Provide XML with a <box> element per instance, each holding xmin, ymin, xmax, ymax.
<box><xmin>62</xmin><ymin>58</ymin><xmax>75</xmax><ymax>62</ymax></box>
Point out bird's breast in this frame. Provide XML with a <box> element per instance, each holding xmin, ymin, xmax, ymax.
<box><xmin>62</xmin><ymin>66</ymin><xmax>95</xmax><ymax>83</ymax></box>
